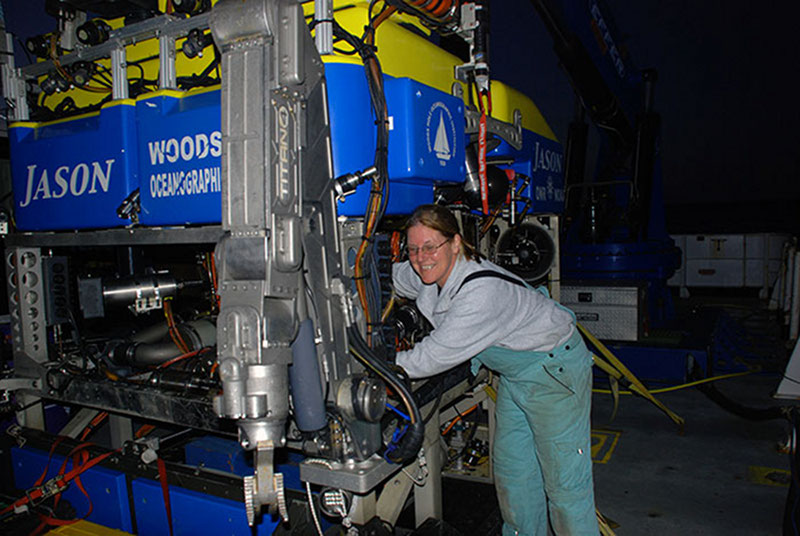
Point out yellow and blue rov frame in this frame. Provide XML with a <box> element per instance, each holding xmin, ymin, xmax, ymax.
<box><xmin>8</xmin><ymin>0</ymin><xmax>565</xmax><ymax>230</ymax></box>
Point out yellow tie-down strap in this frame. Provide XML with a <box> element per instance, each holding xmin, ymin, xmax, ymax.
<box><xmin>579</xmin><ymin>323</ymin><xmax>686</xmax><ymax>431</ymax></box>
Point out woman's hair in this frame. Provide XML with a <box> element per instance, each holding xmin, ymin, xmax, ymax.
<box><xmin>405</xmin><ymin>204</ymin><xmax>480</xmax><ymax>261</ymax></box>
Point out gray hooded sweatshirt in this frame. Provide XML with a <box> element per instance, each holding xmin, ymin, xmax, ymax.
<box><xmin>392</xmin><ymin>256</ymin><xmax>575</xmax><ymax>379</ymax></box>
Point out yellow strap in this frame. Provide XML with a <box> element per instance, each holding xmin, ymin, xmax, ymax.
<box><xmin>581</xmin><ymin>324</ymin><xmax>685</xmax><ymax>430</ymax></box>
<box><xmin>597</xmin><ymin>509</ymin><xmax>617</xmax><ymax>535</ymax></box>
<box><xmin>609</xmin><ymin>368</ymin><xmax>620</xmax><ymax>423</ymax></box>
<box><xmin>591</xmin><ymin>354</ymin><xmax>620</xmax><ymax>423</ymax></box>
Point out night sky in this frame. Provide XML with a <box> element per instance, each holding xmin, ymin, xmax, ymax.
<box><xmin>3</xmin><ymin>0</ymin><xmax>799</xmax><ymax>232</ymax></box>
<box><xmin>491</xmin><ymin>0</ymin><xmax>800</xmax><ymax>232</ymax></box>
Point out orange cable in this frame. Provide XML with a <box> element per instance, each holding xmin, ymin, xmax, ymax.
<box><xmin>79</xmin><ymin>412</ymin><xmax>109</xmax><ymax>441</ymax></box>
<box><xmin>441</xmin><ymin>404</ymin><xmax>477</xmax><ymax>435</ymax></box>
<box><xmin>135</xmin><ymin>424</ymin><xmax>156</xmax><ymax>439</ymax></box>
<box><xmin>210</xmin><ymin>252</ymin><xmax>220</xmax><ymax>311</ymax></box>
<box><xmin>157</xmin><ymin>348</ymin><xmax>202</xmax><ymax>369</ymax></box>
<box><xmin>164</xmin><ymin>300</ymin><xmax>190</xmax><ymax>354</ymax></box>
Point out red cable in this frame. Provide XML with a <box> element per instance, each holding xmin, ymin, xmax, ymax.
<box><xmin>79</xmin><ymin>412</ymin><xmax>109</xmax><ymax>442</ymax></box>
<box><xmin>157</xmin><ymin>458</ymin><xmax>174</xmax><ymax>536</ymax></box>
<box><xmin>1</xmin><ymin>443</ymin><xmax>117</xmax><ymax>519</ymax></box>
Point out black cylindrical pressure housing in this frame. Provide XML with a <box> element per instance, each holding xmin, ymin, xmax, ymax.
<box><xmin>289</xmin><ymin>318</ymin><xmax>327</xmax><ymax>432</ymax></box>
<box><xmin>76</xmin><ymin>20</ymin><xmax>112</xmax><ymax>46</ymax></box>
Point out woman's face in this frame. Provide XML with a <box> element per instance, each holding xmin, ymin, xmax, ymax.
<box><xmin>406</xmin><ymin>224</ymin><xmax>461</xmax><ymax>287</ymax></box>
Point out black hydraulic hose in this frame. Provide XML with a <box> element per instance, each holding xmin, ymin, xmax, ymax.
<box><xmin>691</xmin><ymin>365</ymin><xmax>784</xmax><ymax>421</ymax></box>
<box><xmin>131</xmin><ymin>322</ymin><xmax>170</xmax><ymax>344</ymax></box>
<box><xmin>631</xmin><ymin>70</ymin><xmax>659</xmax><ymax>240</ymax></box>
<box><xmin>347</xmin><ymin>326</ymin><xmax>423</xmax><ymax>464</ymax></box>
<box><xmin>784</xmin><ymin>408</ymin><xmax>800</xmax><ymax>535</ymax></box>
<box><xmin>696</xmin><ymin>381</ymin><xmax>784</xmax><ymax>421</ymax></box>
<box><xmin>421</xmin><ymin>383</ymin><xmax>443</xmax><ymax>425</ymax></box>
<box><xmin>413</xmin><ymin>363</ymin><xmax>471</xmax><ymax>407</ymax></box>
<box><xmin>127</xmin><ymin>341</ymin><xmax>181</xmax><ymax>366</ymax></box>
<box><xmin>115</xmin><ymin>320</ymin><xmax>216</xmax><ymax>367</ymax></box>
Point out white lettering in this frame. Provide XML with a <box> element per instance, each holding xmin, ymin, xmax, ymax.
<box><xmin>277</xmin><ymin>106</ymin><xmax>291</xmax><ymax>201</ymax></box>
<box><xmin>33</xmin><ymin>168</ymin><xmax>52</xmax><ymax>201</ymax></box>
<box><xmin>210</xmin><ymin>131</ymin><xmax>222</xmax><ymax>157</ymax></box>
<box><xmin>144</xmin><ymin>165</ymin><xmax>222</xmax><ymax>199</ymax></box>
<box><xmin>147</xmin><ymin>131</ymin><xmax>222</xmax><ymax>165</ymax></box>
<box><xmin>148</xmin><ymin>140</ymin><xmax>166</xmax><ymax>165</ymax></box>
<box><xmin>532</xmin><ymin>141</ymin><xmax>563</xmax><ymax>174</ymax></box>
<box><xmin>20</xmin><ymin>165</ymin><xmax>37</xmax><ymax>208</ymax></box>
<box><xmin>70</xmin><ymin>163</ymin><xmax>89</xmax><ymax>196</ymax></box>
<box><xmin>180</xmin><ymin>136</ymin><xmax>194</xmax><ymax>161</ymax></box>
<box><xmin>89</xmin><ymin>160</ymin><xmax>114</xmax><ymax>194</ymax></box>
<box><xmin>20</xmin><ymin>160</ymin><xmax>117</xmax><ymax>208</ymax></box>
<box><xmin>195</xmin><ymin>133</ymin><xmax>209</xmax><ymax>159</ymax></box>
<box><xmin>166</xmin><ymin>138</ymin><xmax>179</xmax><ymax>163</ymax></box>
<box><xmin>590</xmin><ymin>2</ymin><xmax>625</xmax><ymax>79</ymax></box>
<box><xmin>53</xmin><ymin>166</ymin><xmax>69</xmax><ymax>198</ymax></box>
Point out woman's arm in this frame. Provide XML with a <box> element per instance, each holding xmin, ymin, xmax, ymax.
<box><xmin>395</xmin><ymin>283</ymin><xmax>510</xmax><ymax>378</ymax></box>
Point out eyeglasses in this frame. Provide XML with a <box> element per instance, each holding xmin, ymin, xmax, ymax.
<box><xmin>406</xmin><ymin>238</ymin><xmax>450</xmax><ymax>258</ymax></box>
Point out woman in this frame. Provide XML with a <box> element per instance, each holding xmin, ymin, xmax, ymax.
<box><xmin>392</xmin><ymin>204</ymin><xmax>598</xmax><ymax>536</ymax></box>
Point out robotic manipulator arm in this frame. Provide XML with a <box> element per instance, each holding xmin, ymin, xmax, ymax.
<box><xmin>210</xmin><ymin>0</ymin><xmax>329</xmax><ymax>523</ymax></box>
<box><xmin>211</xmin><ymin>0</ymin><xmax>421</xmax><ymax>525</ymax></box>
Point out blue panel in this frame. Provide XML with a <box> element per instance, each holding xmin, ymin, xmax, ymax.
<box><xmin>136</xmin><ymin>89</ymin><xmax>222</xmax><ymax>225</ymax></box>
<box><xmin>326</xmin><ymin>63</ymin><xmax>465</xmax><ymax>216</ymax></box>
<box><xmin>9</xmin><ymin>103</ymin><xmax>139</xmax><ymax>230</ymax></box>
<box><xmin>132</xmin><ymin>478</ymin><xmax>278</xmax><ymax>536</ymax></box>
<box><xmin>491</xmin><ymin>129</ymin><xmax>565</xmax><ymax>215</ymax></box>
<box><xmin>184</xmin><ymin>436</ymin><xmax>252</xmax><ymax>477</ymax></box>
<box><xmin>11</xmin><ymin>447</ymin><xmax>134</xmax><ymax>533</ymax></box>
<box><xmin>325</xmin><ymin>63</ymin><xmax>375</xmax><ymax>180</ymax></box>
<box><xmin>338</xmin><ymin>180</ymin><xmax>436</xmax><ymax>217</ymax></box>
<box><xmin>183</xmin><ymin>436</ymin><xmax>303</xmax><ymax>492</ymax></box>
<box><xmin>277</xmin><ymin>451</ymin><xmax>304</xmax><ymax>493</ymax></box>
<box><xmin>595</xmin><ymin>345</ymin><xmax>708</xmax><ymax>384</ymax></box>
<box><xmin>383</xmin><ymin>77</ymin><xmax>465</xmax><ymax>182</ymax></box>
<box><xmin>43</xmin><ymin>403</ymin><xmax>70</xmax><ymax>435</ymax></box>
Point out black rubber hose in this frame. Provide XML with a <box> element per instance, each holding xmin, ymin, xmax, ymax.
<box><xmin>128</xmin><ymin>341</ymin><xmax>180</xmax><ymax>366</ymax></box>
<box><xmin>784</xmin><ymin>408</ymin><xmax>800</xmax><ymax>535</ymax></box>
<box><xmin>347</xmin><ymin>326</ymin><xmax>423</xmax><ymax>464</ymax></box>
<box><xmin>414</xmin><ymin>363</ymin><xmax>472</xmax><ymax>425</ymax></box>
<box><xmin>691</xmin><ymin>366</ymin><xmax>784</xmax><ymax>421</ymax></box>
<box><xmin>696</xmin><ymin>381</ymin><xmax>784</xmax><ymax>421</ymax></box>
<box><xmin>116</xmin><ymin>320</ymin><xmax>215</xmax><ymax>366</ymax></box>
<box><xmin>131</xmin><ymin>322</ymin><xmax>171</xmax><ymax>344</ymax></box>
<box><xmin>413</xmin><ymin>363</ymin><xmax>471</xmax><ymax>407</ymax></box>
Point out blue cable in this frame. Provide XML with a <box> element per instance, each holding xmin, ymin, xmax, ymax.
<box><xmin>385</xmin><ymin>402</ymin><xmax>410</xmax><ymax>421</ymax></box>
<box><xmin>383</xmin><ymin>423</ymin><xmax>409</xmax><ymax>464</ymax></box>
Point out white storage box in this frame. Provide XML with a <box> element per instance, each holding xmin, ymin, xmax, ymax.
<box><xmin>670</xmin><ymin>233</ymin><xmax>790</xmax><ymax>293</ymax></box>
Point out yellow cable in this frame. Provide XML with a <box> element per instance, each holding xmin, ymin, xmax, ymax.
<box><xmin>381</xmin><ymin>293</ymin><xmax>395</xmax><ymax>323</ymax></box>
<box><xmin>593</xmin><ymin>369</ymin><xmax>753</xmax><ymax>395</ymax></box>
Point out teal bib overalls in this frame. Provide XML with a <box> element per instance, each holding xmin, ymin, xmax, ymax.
<box><xmin>471</xmin><ymin>291</ymin><xmax>598</xmax><ymax>535</ymax></box>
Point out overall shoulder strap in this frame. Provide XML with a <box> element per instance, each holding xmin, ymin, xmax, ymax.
<box><xmin>454</xmin><ymin>270</ymin><xmax>527</xmax><ymax>295</ymax></box>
